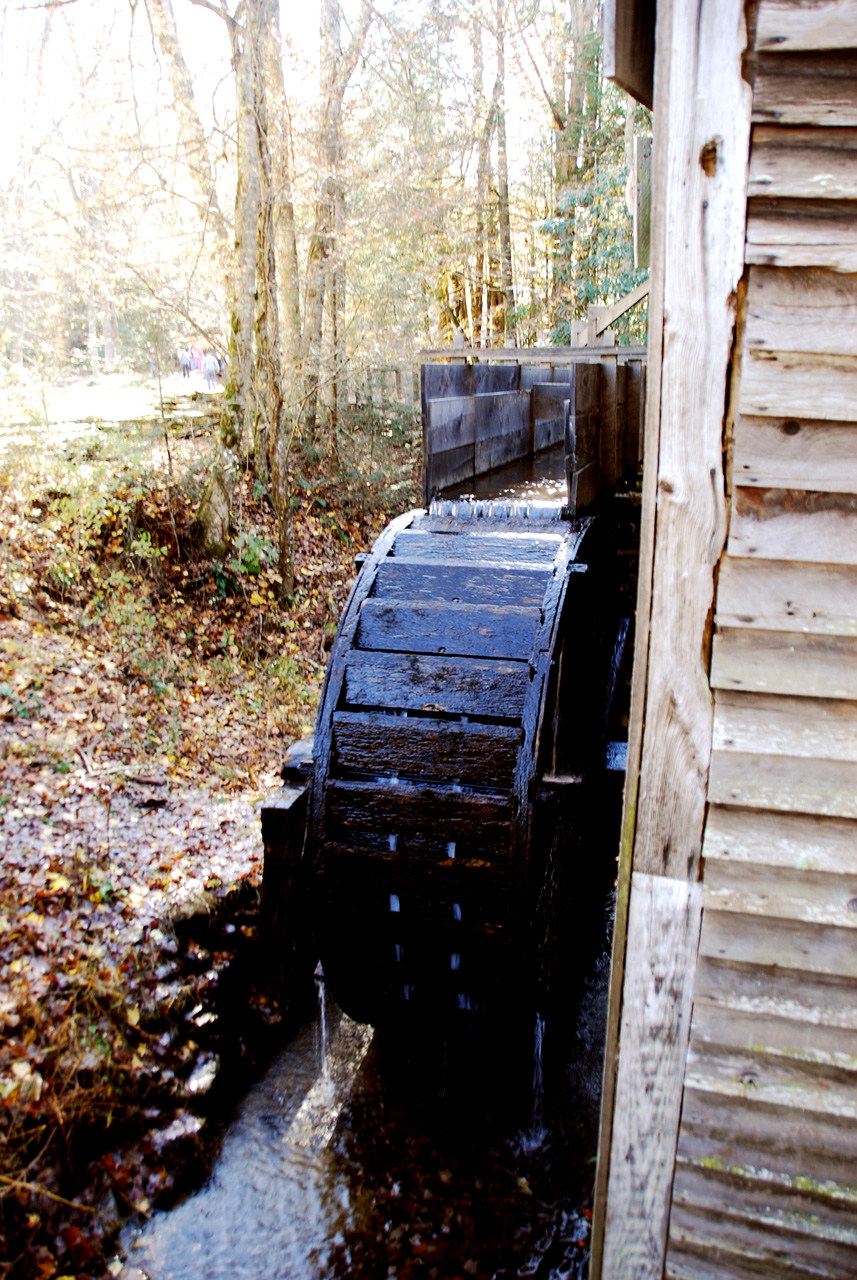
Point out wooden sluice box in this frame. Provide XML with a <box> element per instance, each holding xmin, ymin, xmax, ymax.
<box><xmin>261</xmin><ymin>355</ymin><xmax>644</xmax><ymax>1026</ymax></box>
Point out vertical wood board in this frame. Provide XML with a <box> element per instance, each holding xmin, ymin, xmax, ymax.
<box><xmin>603</xmin><ymin>0</ymin><xmax>656</xmax><ymax>108</ymax></box>
<box><xmin>601</xmin><ymin>873</ymin><xmax>703</xmax><ymax>1280</ymax></box>
<box><xmin>593</xmin><ymin>1</ymin><xmax>751</xmax><ymax>1270</ymax></box>
<box><xmin>634</xmin><ymin>0</ymin><xmax>751</xmax><ymax>882</ymax></box>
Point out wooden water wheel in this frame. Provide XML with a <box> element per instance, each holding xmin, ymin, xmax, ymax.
<box><xmin>309</xmin><ymin>499</ymin><xmax>616</xmax><ymax>1027</ymax></box>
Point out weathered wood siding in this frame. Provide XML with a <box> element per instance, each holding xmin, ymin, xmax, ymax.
<box><xmin>662</xmin><ymin>8</ymin><xmax>857</xmax><ymax>1276</ymax></box>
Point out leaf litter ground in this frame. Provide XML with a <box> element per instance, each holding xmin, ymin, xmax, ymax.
<box><xmin>0</xmin><ymin>376</ymin><xmax>420</xmax><ymax>1279</ymax></box>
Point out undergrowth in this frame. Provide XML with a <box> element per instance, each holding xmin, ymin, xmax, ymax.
<box><xmin>0</xmin><ymin>398</ymin><xmax>420</xmax><ymax>1279</ymax></box>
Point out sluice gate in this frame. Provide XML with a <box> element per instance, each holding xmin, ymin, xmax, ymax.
<box><xmin>261</xmin><ymin>351</ymin><xmax>645</xmax><ymax>1028</ymax></box>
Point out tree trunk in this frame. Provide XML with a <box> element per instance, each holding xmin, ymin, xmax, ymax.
<box><xmin>247</xmin><ymin>0</ymin><xmax>294</xmax><ymax>597</ymax></box>
<box><xmin>301</xmin><ymin>0</ymin><xmax>371</xmax><ymax>435</ymax></box>
<box><xmin>143</xmin><ymin>0</ymin><xmax>229</xmax><ymax>251</ymax></box>
<box><xmin>198</xmin><ymin>10</ymin><xmax>261</xmax><ymax>554</ymax></box>
<box><xmin>495</xmin><ymin>0</ymin><xmax>515</xmax><ymax>345</ymax></box>
<box><xmin>260</xmin><ymin>0</ymin><xmax>301</xmax><ymax>365</ymax></box>
<box><xmin>222</xmin><ymin>15</ymin><xmax>261</xmax><ymax>456</ymax></box>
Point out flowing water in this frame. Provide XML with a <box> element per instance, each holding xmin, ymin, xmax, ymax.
<box><xmin>121</xmin><ymin>447</ymin><xmax>624</xmax><ymax>1279</ymax></box>
<box><xmin>443</xmin><ymin>441</ymin><xmax>568</xmax><ymax>505</ymax></box>
<box><xmin>122</xmin><ymin>934</ymin><xmax>611</xmax><ymax>1280</ymax></box>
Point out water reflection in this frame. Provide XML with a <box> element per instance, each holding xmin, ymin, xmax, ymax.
<box><xmin>123</xmin><ymin>943</ymin><xmax>609</xmax><ymax>1280</ymax></box>
<box><xmin>443</xmin><ymin>442</ymin><xmax>567</xmax><ymax>505</ymax></box>
<box><xmin>124</xmin><ymin>1008</ymin><xmax>373</xmax><ymax>1280</ymax></box>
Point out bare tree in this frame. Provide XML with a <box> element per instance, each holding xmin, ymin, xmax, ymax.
<box><xmin>302</xmin><ymin>0</ymin><xmax>372</xmax><ymax>435</ymax></box>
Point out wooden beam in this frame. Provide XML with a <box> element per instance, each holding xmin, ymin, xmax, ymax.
<box><xmin>591</xmin><ymin>0</ymin><xmax>753</xmax><ymax>1274</ymax></box>
<box><xmin>603</xmin><ymin>0</ymin><xmax>657</xmax><ymax>109</ymax></box>
<box><xmin>600</xmin><ymin>873</ymin><xmax>703</xmax><ymax>1278</ymax></box>
<box><xmin>593</xmin><ymin>279</ymin><xmax>651</xmax><ymax>335</ymax></box>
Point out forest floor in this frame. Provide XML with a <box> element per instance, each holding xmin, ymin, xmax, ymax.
<box><xmin>0</xmin><ymin>372</ymin><xmax>420</xmax><ymax>1279</ymax></box>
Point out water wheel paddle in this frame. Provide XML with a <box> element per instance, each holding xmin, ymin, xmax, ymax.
<box><xmin>309</xmin><ymin>499</ymin><xmax>614</xmax><ymax>1027</ymax></box>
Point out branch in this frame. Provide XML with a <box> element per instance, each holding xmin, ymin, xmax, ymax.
<box><xmin>508</xmin><ymin>1</ymin><xmax>565</xmax><ymax>131</ymax></box>
<box><xmin>335</xmin><ymin>0</ymin><xmax>372</xmax><ymax>98</ymax></box>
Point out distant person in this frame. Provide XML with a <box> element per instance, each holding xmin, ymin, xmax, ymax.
<box><xmin>147</xmin><ymin>345</ymin><xmax>158</xmax><ymax>377</ymax></box>
<box><xmin>179</xmin><ymin>349</ymin><xmax>191</xmax><ymax>379</ymax></box>
<box><xmin>202</xmin><ymin>351</ymin><xmax>219</xmax><ymax>392</ymax></box>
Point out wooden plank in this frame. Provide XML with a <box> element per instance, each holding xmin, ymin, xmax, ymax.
<box><xmin>699</xmin><ymin>907</ymin><xmax>857</xmax><ymax>978</ymax></box>
<box><xmin>747</xmin><ymin>198</ymin><xmax>857</xmax><ymax>272</ymax></box>
<box><xmin>392</xmin><ymin>528</ymin><xmax>562</xmax><ymax>565</ymax></box>
<box><xmin>356</xmin><ymin>598</ymin><xmax>541</xmax><ymax>661</ymax></box>
<box><xmin>531</xmin><ymin>383</ymin><xmax>570</xmax><ymax>420</ymax></box>
<box><xmin>424</xmin><ymin>396</ymin><xmax>477</xmax><ymax>452</ymax></box>
<box><xmin>569</xmin><ymin>462</ymin><xmax>600</xmax><ymax>513</ymax></box>
<box><xmin>741</xmin><ymin>349</ymin><xmax>857</xmax><ymax>420</ymax></box>
<box><xmin>372</xmin><ymin>558</ymin><xmax>551</xmax><ymax>608</ymax></box>
<box><xmin>753</xmin><ymin>50</ymin><xmax>857</xmax><ymax>126</ymax></box>
<box><xmin>533</xmin><ymin>417</ymin><xmax>564</xmax><ymax>451</ymax></box>
<box><xmin>567</xmin><ymin>409</ymin><xmax>600</xmax><ymax>470</ymax></box>
<box><xmin>593</xmin><ymin>2</ymin><xmax>751</xmax><ymax>1270</ymax></box>
<box><xmin>686</xmin><ymin>1041</ymin><xmax>857</xmax><ymax>1122</ymax></box>
<box><xmin>425</xmin><ymin>443</ymin><xmax>476</xmax><ymax>496</ymax></box>
<box><xmin>325</xmin><ymin>845</ymin><xmax>508</xmax><ymax>904</ymax></box>
<box><xmin>342</xmin><ymin>650</ymin><xmax>530</xmax><ymax>719</ymax></box>
<box><xmin>471</xmin><ymin>365</ymin><xmax>519</xmax><ymax>395</ymax></box>
<box><xmin>745</xmin><ymin>265</ymin><xmax>857</xmax><ymax>358</ymax></box>
<box><xmin>708</xmin><ymin>750</ymin><xmax>857</xmax><ymax>817</ymax></box>
<box><xmin>703</xmin><ymin>805</ymin><xmax>857</xmax><ymax>875</ymax></box>
<box><xmin>473</xmin><ymin>391</ymin><xmax>530</xmax><ymax>472</ymax></box>
<box><xmin>728</xmin><ymin>487</ymin><xmax>857</xmax><ymax>563</ymax></box>
<box><xmin>668</xmin><ymin>1163</ymin><xmax>857</xmax><ymax>1279</ymax></box>
<box><xmin>691</xmin><ymin>1001</ymin><xmax>857</xmax><ymax>1068</ymax></box>
<box><xmin>602</xmin><ymin>0</ymin><xmax>656</xmax><ymax>108</ymax></box>
<box><xmin>733</xmin><ymin>414</ymin><xmax>857</xmax><ymax>493</ymax></box>
<box><xmin>678</xmin><ymin>1087</ymin><xmax>857</xmax><ymax>1195</ymax></box>
<box><xmin>711</xmin><ymin>627</ymin><xmax>857</xmax><ymax>698</ymax></box>
<box><xmin>594</xmin><ymin>280</ymin><xmax>652</xmax><ymax>334</ymax></box>
<box><xmin>324</xmin><ymin>778</ymin><xmax>513</xmax><ymax>850</ymax></box>
<box><xmin>600</xmin><ymin>357</ymin><xmax>621</xmax><ymax>487</ymax></box>
<box><xmin>757</xmin><ymin>0</ymin><xmax>857</xmax><ymax>51</ymax></box>
<box><xmin>703</xmin><ymin>858</ymin><xmax>857</xmax><ymax>930</ymax></box>
<box><xmin>749</xmin><ymin>125</ymin><xmax>857</xmax><ymax>200</ymax></box>
<box><xmin>673</xmin><ymin>1161</ymin><xmax>857</xmax><ymax>1235</ymax></box>
<box><xmin>631</xmin><ymin>0</ymin><xmax>751</xmax><ymax>883</ymax></box>
<box><xmin>668</xmin><ymin>1199</ymin><xmax>857</xmax><ymax>1280</ymax></box>
<box><xmin>712</xmin><ymin>688</ymin><xmax>857</xmax><ymax>761</ymax></box>
<box><xmin>716</xmin><ymin>557</ymin><xmax>857</xmax><ymax>636</ymax></box>
<box><xmin>625</xmin><ymin>359</ymin><xmax>644</xmax><ymax>468</ymax></box>
<box><xmin>421</xmin><ymin>363</ymin><xmax>470</xmax><ymax>401</ymax></box>
<box><xmin>571</xmin><ymin>360</ymin><xmax>602</xmax><ymax>413</ymax></box>
<box><xmin>331</xmin><ymin>710</ymin><xmax>520</xmax><ymax>789</ymax></box>
<box><xmin>601</xmin><ymin>873</ymin><xmax>703</xmax><ymax>1280</ymax></box>
<box><xmin>694</xmin><ymin>953</ymin><xmax>857</xmax><ymax>1030</ymax></box>
<box><xmin>667</xmin><ymin>1246</ymin><xmax>847</xmax><ymax>1280</ymax></box>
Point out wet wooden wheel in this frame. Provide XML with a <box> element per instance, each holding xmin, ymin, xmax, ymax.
<box><xmin>309</xmin><ymin>500</ymin><xmax>611</xmax><ymax>1026</ymax></box>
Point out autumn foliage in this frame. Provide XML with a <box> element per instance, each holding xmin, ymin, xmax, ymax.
<box><xmin>0</xmin><ymin>390</ymin><xmax>419</xmax><ymax>1278</ymax></box>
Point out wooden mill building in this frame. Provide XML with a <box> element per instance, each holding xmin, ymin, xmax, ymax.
<box><xmin>592</xmin><ymin>1</ymin><xmax>857</xmax><ymax>1277</ymax></box>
